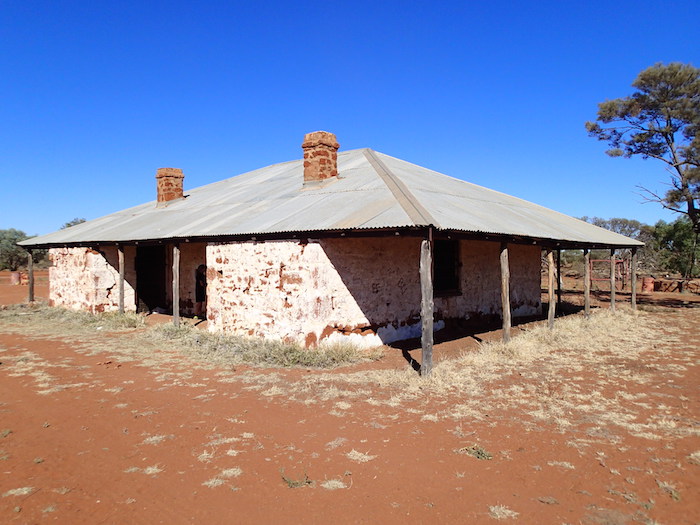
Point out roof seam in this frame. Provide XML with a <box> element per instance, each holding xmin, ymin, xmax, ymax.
<box><xmin>363</xmin><ymin>149</ymin><xmax>439</xmax><ymax>227</ymax></box>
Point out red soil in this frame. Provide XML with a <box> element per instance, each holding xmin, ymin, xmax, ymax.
<box><xmin>0</xmin><ymin>270</ymin><xmax>49</xmax><ymax>306</ymax></box>
<box><xmin>0</xmin><ymin>274</ymin><xmax>698</xmax><ymax>524</ymax></box>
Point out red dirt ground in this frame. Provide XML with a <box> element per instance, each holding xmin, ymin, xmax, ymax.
<box><xmin>0</xmin><ymin>272</ymin><xmax>698</xmax><ymax>524</ymax></box>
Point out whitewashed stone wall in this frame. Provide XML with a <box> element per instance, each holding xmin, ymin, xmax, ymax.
<box><xmin>206</xmin><ymin>238</ymin><xmax>541</xmax><ymax>347</ymax></box>
<box><xmin>179</xmin><ymin>243</ymin><xmax>206</xmax><ymax>315</ymax></box>
<box><xmin>49</xmin><ymin>247</ymin><xmax>136</xmax><ymax>313</ymax></box>
<box><xmin>161</xmin><ymin>243</ymin><xmax>206</xmax><ymax>316</ymax></box>
<box><xmin>435</xmin><ymin>241</ymin><xmax>541</xmax><ymax>320</ymax></box>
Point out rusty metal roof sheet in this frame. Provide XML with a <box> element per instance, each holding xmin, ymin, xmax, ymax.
<box><xmin>19</xmin><ymin>148</ymin><xmax>643</xmax><ymax>248</ymax></box>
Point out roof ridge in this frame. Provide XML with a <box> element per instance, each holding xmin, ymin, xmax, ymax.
<box><xmin>362</xmin><ymin>149</ymin><xmax>438</xmax><ymax>227</ymax></box>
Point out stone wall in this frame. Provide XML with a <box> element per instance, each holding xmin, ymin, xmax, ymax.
<box><xmin>206</xmin><ymin>237</ymin><xmax>541</xmax><ymax>347</ymax></box>
<box><xmin>156</xmin><ymin>167</ymin><xmax>184</xmax><ymax>205</ymax></box>
<box><xmin>172</xmin><ymin>243</ymin><xmax>207</xmax><ymax>316</ymax></box>
<box><xmin>49</xmin><ymin>246</ymin><xmax>136</xmax><ymax>313</ymax></box>
<box><xmin>435</xmin><ymin>241</ymin><xmax>541</xmax><ymax>321</ymax></box>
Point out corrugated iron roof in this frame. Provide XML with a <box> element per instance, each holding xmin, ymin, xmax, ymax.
<box><xmin>19</xmin><ymin>148</ymin><xmax>643</xmax><ymax>248</ymax></box>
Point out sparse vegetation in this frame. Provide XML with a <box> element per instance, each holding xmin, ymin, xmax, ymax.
<box><xmin>2</xmin><ymin>487</ymin><xmax>34</xmax><ymax>497</ymax></box>
<box><xmin>656</xmin><ymin>480</ymin><xmax>681</xmax><ymax>501</ymax></box>
<box><xmin>488</xmin><ymin>504</ymin><xmax>519</xmax><ymax>520</ymax></box>
<box><xmin>280</xmin><ymin>469</ymin><xmax>313</xmax><ymax>488</ymax></box>
<box><xmin>0</xmin><ymin>303</ymin><xmax>145</xmax><ymax>330</ymax></box>
<box><xmin>346</xmin><ymin>449</ymin><xmax>376</xmax><ymax>463</ymax></box>
<box><xmin>320</xmin><ymin>479</ymin><xmax>347</xmax><ymax>490</ymax></box>
<box><xmin>150</xmin><ymin>322</ymin><xmax>380</xmax><ymax>369</ymax></box>
<box><xmin>0</xmin><ymin>303</ymin><xmax>379</xmax><ymax>369</ymax></box>
<box><xmin>456</xmin><ymin>444</ymin><xmax>493</xmax><ymax>460</ymax></box>
<box><xmin>0</xmin><ymin>290</ymin><xmax>696</xmax><ymax>523</ymax></box>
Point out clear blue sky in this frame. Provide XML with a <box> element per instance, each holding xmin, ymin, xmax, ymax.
<box><xmin>2</xmin><ymin>0</ymin><xmax>698</xmax><ymax>236</ymax></box>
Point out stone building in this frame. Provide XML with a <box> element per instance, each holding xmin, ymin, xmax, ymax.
<box><xmin>20</xmin><ymin>131</ymin><xmax>642</xmax><ymax>352</ymax></box>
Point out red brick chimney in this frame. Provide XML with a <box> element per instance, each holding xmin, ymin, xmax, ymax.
<box><xmin>155</xmin><ymin>167</ymin><xmax>184</xmax><ymax>206</ymax></box>
<box><xmin>302</xmin><ymin>131</ymin><xmax>340</xmax><ymax>182</ymax></box>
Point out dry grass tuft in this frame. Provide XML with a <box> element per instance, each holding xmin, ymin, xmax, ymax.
<box><xmin>321</xmin><ymin>479</ymin><xmax>347</xmax><ymax>490</ymax></box>
<box><xmin>1</xmin><ymin>302</ymin><xmax>695</xmax><ymax>449</ymax></box>
<box><xmin>0</xmin><ymin>304</ymin><xmax>376</xmax><ymax>369</ymax></box>
<box><xmin>280</xmin><ymin>469</ymin><xmax>314</xmax><ymax>488</ymax></box>
<box><xmin>656</xmin><ymin>479</ymin><xmax>681</xmax><ymax>501</ymax></box>
<box><xmin>547</xmin><ymin>461</ymin><xmax>575</xmax><ymax>470</ymax></box>
<box><xmin>0</xmin><ymin>303</ymin><xmax>145</xmax><ymax>331</ymax></box>
<box><xmin>148</xmin><ymin>323</ymin><xmax>380</xmax><ymax>369</ymax></box>
<box><xmin>346</xmin><ymin>449</ymin><xmax>376</xmax><ymax>463</ymax></box>
<box><xmin>143</xmin><ymin>465</ymin><xmax>163</xmax><ymax>476</ymax></box>
<box><xmin>202</xmin><ymin>477</ymin><xmax>226</xmax><ymax>488</ymax></box>
<box><xmin>269</xmin><ymin>308</ymin><xmax>694</xmax><ymax>443</ymax></box>
<box><xmin>489</xmin><ymin>504</ymin><xmax>519</xmax><ymax>520</ymax></box>
<box><xmin>325</xmin><ymin>437</ymin><xmax>348</xmax><ymax>450</ymax></box>
<box><xmin>2</xmin><ymin>487</ymin><xmax>34</xmax><ymax>497</ymax></box>
<box><xmin>456</xmin><ymin>444</ymin><xmax>493</xmax><ymax>460</ymax></box>
<box><xmin>203</xmin><ymin>467</ymin><xmax>242</xmax><ymax>488</ymax></box>
<box><xmin>141</xmin><ymin>434</ymin><xmax>169</xmax><ymax>445</ymax></box>
<box><xmin>220</xmin><ymin>467</ymin><xmax>242</xmax><ymax>478</ymax></box>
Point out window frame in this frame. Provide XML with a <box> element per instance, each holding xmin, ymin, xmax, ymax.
<box><xmin>432</xmin><ymin>239</ymin><xmax>462</xmax><ymax>297</ymax></box>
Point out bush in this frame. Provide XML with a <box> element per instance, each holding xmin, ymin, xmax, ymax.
<box><xmin>0</xmin><ymin>229</ymin><xmax>30</xmax><ymax>271</ymax></box>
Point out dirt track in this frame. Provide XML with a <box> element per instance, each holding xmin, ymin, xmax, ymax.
<box><xmin>0</xmin><ymin>273</ymin><xmax>698</xmax><ymax>524</ymax></box>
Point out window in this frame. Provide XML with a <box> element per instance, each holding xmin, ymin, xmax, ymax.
<box><xmin>433</xmin><ymin>240</ymin><xmax>460</xmax><ymax>296</ymax></box>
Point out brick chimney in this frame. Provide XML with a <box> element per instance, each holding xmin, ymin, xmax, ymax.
<box><xmin>155</xmin><ymin>167</ymin><xmax>184</xmax><ymax>206</ymax></box>
<box><xmin>302</xmin><ymin>131</ymin><xmax>340</xmax><ymax>182</ymax></box>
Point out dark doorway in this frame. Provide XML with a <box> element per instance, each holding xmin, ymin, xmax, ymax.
<box><xmin>136</xmin><ymin>245</ymin><xmax>167</xmax><ymax>313</ymax></box>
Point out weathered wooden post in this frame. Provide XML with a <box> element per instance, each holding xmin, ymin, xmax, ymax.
<box><xmin>420</xmin><ymin>231</ymin><xmax>434</xmax><ymax>377</ymax></box>
<box><xmin>610</xmin><ymin>248</ymin><xmax>616</xmax><ymax>312</ymax></box>
<box><xmin>27</xmin><ymin>249</ymin><xmax>35</xmax><ymax>303</ymax></box>
<box><xmin>547</xmin><ymin>249</ymin><xmax>555</xmax><ymax>329</ymax></box>
<box><xmin>631</xmin><ymin>247</ymin><xmax>637</xmax><ymax>311</ymax></box>
<box><xmin>118</xmin><ymin>244</ymin><xmax>125</xmax><ymax>314</ymax></box>
<box><xmin>556</xmin><ymin>248</ymin><xmax>562</xmax><ymax>311</ymax></box>
<box><xmin>583</xmin><ymin>248</ymin><xmax>591</xmax><ymax>318</ymax></box>
<box><xmin>172</xmin><ymin>243</ymin><xmax>180</xmax><ymax>327</ymax></box>
<box><xmin>500</xmin><ymin>242</ymin><xmax>511</xmax><ymax>343</ymax></box>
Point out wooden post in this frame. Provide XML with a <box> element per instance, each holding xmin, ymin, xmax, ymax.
<box><xmin>500</xmin><ymin>242</ymin><xmax>511</xmax><ymax>343</ymax></box>
<box><xmin>172</xmin><ymin>244</ymin><xmax>180</xmax><ymax>327</ymax></box>
<box><xmin>583</xmin><ymin>248</ymin><xmax>591</xmax><ymax>318</ymax></box>
<box><xmin>27</xmin><ymin>249</ymin><xmax>35</xmax><ymax>303</ymax></box>
<box><xmin>420</xmin><ymin>234</ymin><xmax>434</xmax><ymax>377</ymax></box>
<box><xmin>631</xmin><ymin>247</ymin><xmax>637</xmax><ymax>311</ymax></box>
<box><xmin>556</xmin><ymin>248</ymin><xmax>562</xmax><ymax>311</ymax></box>
<box><xmin>118</xmin><ymin>245</ymin><xmax>125</xmax><ymax>314</ymax></box>
<box><xmin>610</xmin><ymin>248</ymin><xmax>616</xmax><ymax>312</ymax></box>
<box><xmin>547</xmin><ymin>249</ymin><xmax>555</xmax><ymax>329</ymax></box>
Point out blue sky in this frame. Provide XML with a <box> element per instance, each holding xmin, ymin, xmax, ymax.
<box><xmin>1</xmin><ymin>0</ymin><xmax>698</xmax><ymax>236</ymax></box>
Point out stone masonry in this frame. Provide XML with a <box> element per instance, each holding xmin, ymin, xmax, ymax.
<box><xmin>302</xmin><ymin>131</ymin><xmax>340</xmax><ymax>182</ymax></box>
<box><xmin>155</xmin><ymin>167</ymin><xmax>184</xmax><ymax>205</ymax></box>
<box><xmin>206</xmin><ymin>238</ymin><xmax>541</xmax><ymax>347</ymax></box>
<box><xmin>47</xmin><ymin>238</ymin><xmax>540</xmax><ymax>346</ymax></box>
<box><xmin>49</xmin><ymin>247</ymin><xmax>136</xmax><ymax>313</ymax></box>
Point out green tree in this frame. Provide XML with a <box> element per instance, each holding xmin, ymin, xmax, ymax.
<box><xmin>61</xmin><ymin>217</ymin><xmax>86</xmax><ymax>229</ymax></box>
<box><xmin>648</xmin><ymin>216</ymin><xmax>699</xmax><ymax>278</ymax></box>
<box><xmin>579</xmin><ymin>216</ymin><xmax>646</xmax><ymax>238</ymax></box>
<box><xmin>585</xmin><ymin>62</ymin><xmax>700</xmax><ymax>235</ymax></box>
<box><xmin>0</xmin><ymin>229</ymin><xmax>30</xmax><ymax>271</ymax></box>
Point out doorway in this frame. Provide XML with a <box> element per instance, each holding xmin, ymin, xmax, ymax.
<box><xmin>136</xmin><ymin>245</ymin><xmax>167</xmax><ymax>313</ymax></box>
